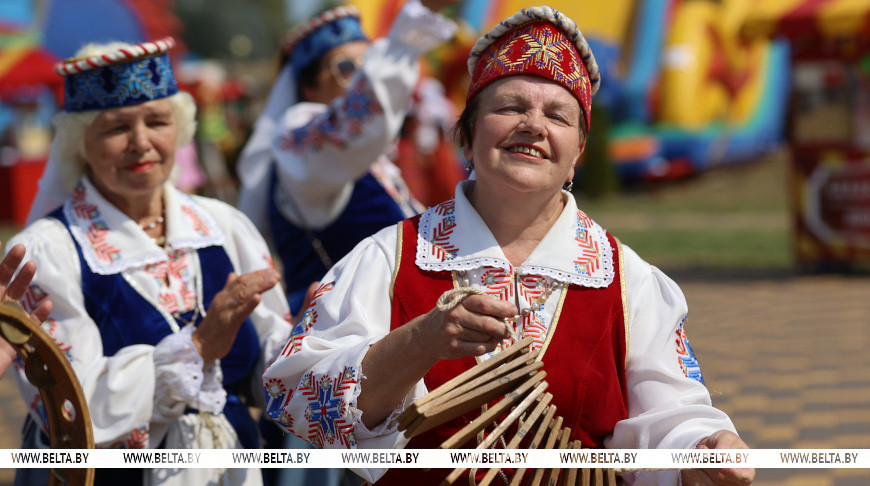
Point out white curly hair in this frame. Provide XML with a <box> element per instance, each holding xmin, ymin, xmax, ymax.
<box><xmin>52</xmin><ymin>41</ymin><xmax>197</xmax><ymax>192</ymax></box>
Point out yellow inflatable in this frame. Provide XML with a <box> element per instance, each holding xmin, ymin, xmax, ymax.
<box><xmin>659</xmin><ymin>0</ymin><xmax>770</xmax><ymax>130</ymax></box>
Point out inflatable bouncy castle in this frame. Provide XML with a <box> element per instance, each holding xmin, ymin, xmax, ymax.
<box><xmin>350</xmin><ymin>0</ymin><xmax>792</xmax><ymax>184</ymax></box>
<box><xmin>610</xmin><ymin>0</ymin><xmax>791</xmax><ymax>182</ymax></box>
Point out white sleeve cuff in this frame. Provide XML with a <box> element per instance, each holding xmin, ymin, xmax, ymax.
<box><xmin>153</xmin><ymin>325</ymin><xmax>227</xmax><ymax>416</ymax></box>
<box><xmin>350</xmin><ymin>372</ymin><xmax>410</xmax><ymax>440</ymax></box>
<box><xmin>389</xmin><ymin>0</ymin><xmax>457</xmax><ymax>53</ymax></box>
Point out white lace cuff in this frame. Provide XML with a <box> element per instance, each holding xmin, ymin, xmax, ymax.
<box><xmin>350</xmin><ymin>368</ymin><xmax>413</xmax><ymax>440</ymax></box>
<box><xmin>196</xmin><ymin>361</ymin><xmax>227</xmax><ymax>414</ymax></box>
<box><xmin>390</xmin><ymin>0</ymin><xmax>457</xmax><ymax>53</ymax></box>
<box><xmin>153</xmin><ymin>325</ymin><xmax>227</xmax><ymax>416</ymax></box>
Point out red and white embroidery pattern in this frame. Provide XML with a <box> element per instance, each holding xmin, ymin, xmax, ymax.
<box><xmin>278</xmin><ymin>78</ymin><xmax>384</xmax><ymax>154</ymax></box>
<box><xmin>481</xmin><ymin>267</ymin><xmax>514</xmax><ymax>300</ymax></box>
<box><xmin>102</xmin><ymin>425</ymin><xmax>149</xmax><ymax>449</ymax></box>
<box><xmin>181</xmin><ymin>204</ymin><xmax>211</xmax><ymax>237</ymax></box>
<box><xmin>429</xmin><ymin>200</ymin><xmax>458</xmax><ymax>261</ymax></box>
<box><xmin>573</xmin><ymin>210</ymin><xmax>601</xmax><ymax>276</ymax></box>
<box><xmin>281</xmin><ymin>281</ymin><xmax>335</xmax><ymax>357</ymax></box>
<box><xmin>145</xmin><ymin>250</ymin><xmax>196</xmax><ymax>314</ymax></box>
<box><xmin>70</xmin><ymin>185</ymin><xmax>121</xmax><ymax>263</ymax></box>
<box><xmin>20</xmin><ymin>284</ymin><xmax>49</xmax><ymax>316</ymax></box>
<box><xmin>522</xmin><ymin>314</ymin><xmax>549</xmax><ymax>350</ymax></box>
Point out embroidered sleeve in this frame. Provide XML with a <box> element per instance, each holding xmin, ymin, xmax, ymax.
<box><xmin>270</xmin><ymin>1</ymin><xmax>456</xmax><ymax>229</ymax></box>
<box><xmin>262</xmin><ymin>227</ymin><xmax>423</xmax><ymax>483</ymax></box>
<box><xmin>8</xmin><ymin>219</ymin><xmax>158</xmax><ymax>449</ymax></box>
<box><xmin>198</xmin><ymin>196</ymin><xmax>294</xmax><ymax>410</ymax></box>
<box><xmin>606</xmin><ymin>245</ymin><xmax>738</xmax><ymax>453</ymax></box>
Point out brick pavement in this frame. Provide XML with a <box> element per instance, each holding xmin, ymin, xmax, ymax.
<box><xmin>0</xmin><ymin>272</ymin><xmax>867</xmax><ymax>485</ymax></box>
<box><xmin>677</xmin><ymin>272</ymin><xmax>870</xmax><ymax>485</ymax></box>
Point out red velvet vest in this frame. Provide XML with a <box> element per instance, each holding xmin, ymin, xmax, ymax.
<box><xmin>377</xmin><ymin>216</ymin><xmax>629</xmax><ymax>485</ymax></box>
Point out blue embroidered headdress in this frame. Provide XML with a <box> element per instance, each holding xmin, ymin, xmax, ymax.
<box><xmin>282</xmin><ymin>6</ymin><xmax>368</xmax><ymax>81</ymax></box>
<box><xmin>55</xmin><ymin>37</ymin><xmax>179</xmax><ymax>112</ymax></box>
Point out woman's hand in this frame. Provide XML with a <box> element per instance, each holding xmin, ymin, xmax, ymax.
<box><xmin>357</xmin><ymin>294</ymin><xmax>516</xmax><ymax>428</ymax></box>
<box><xmin>0</xmin><ymin>241</ymin><xmax>54</xmax><ymax>377</ymax></box>
<box><xmin>680</xmin><ymin>430</ymin><xmax>755</xmax><ymax>485</ymax></box>
<box><xmin>412</xmin><ymin>294</ymin><xmax>517</xmax><ymax>363</ymax></box>
<box><xmin>192</xmin><ymin>269</ymin><xmax>280</xmax><ymax>364</ymax></box>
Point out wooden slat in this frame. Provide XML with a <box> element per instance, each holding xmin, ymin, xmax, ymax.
<box><xmin>529</xmin><ymin>416</ymin><xmax>563</xmax><ymax>486</ymax></box>
<box><xmin>476</xmin><ymin>391</ymin><xmax>553</xmax><ymax>486</ymax></box>
<box><xmin>439</xmin><ymin>373</ymin><xmax>547</xmax><ymax>485</ymax></box>
<box><xmin>510</xmin><ymin>403</ymin><xmax>557</xmax><ymax>486</ymax></box>
<box><xmin>544</xmin><ymin>427</ymin><xmax>571</xmax><ymax>486</ymax></box>
<box><xmin>398</xmin><ymin>336</ymin><xmax>534</xmax><ymax>429</ymax></box>
<box><xmin>405</xmin><ymin>361</ymin><xmax>543</xmax><ymax>438</ymax></box>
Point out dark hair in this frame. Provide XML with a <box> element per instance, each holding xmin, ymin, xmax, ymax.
<box><xmin>296</xmin><ymin>57</ymin><xmax>326</xmax><ymax>101</ymax></box>
<box><xmin>452</xmin><ymin>87</ymin><xmax>589</xmax><ymax>150</ymax></box>
<box><xmin>452</xmin><ymin>93</ymin><xmax>483</xmax><ymax>150</ymax></box>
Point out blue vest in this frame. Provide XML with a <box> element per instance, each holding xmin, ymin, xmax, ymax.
<box><xmin>269</xmin><ymin>171</ymin><xmax>407</xmax><ymax>313</ymax></box>
<box><xmin>50</xmin><ymin>207</ymin><xmax>262</xmax><ymax>450</ymax></box>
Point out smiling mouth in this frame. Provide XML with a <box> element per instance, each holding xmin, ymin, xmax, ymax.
<box><xmin>128</xmin><ymin>161</ymin><xmax>157</xmax><ymax>172</ymax></box>
<box><xmin>506</xmin><ymin>146</ymin><xmax>546</xmax><ymax>159</ymax></box>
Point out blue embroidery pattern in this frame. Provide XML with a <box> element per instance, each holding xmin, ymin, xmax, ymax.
<box><xmin>264</xmin><ymin>377</ymin><xmax>294</xmax><ymax>430</ymax></box>
<box><xmin>64</xmin><ymin>53</ymin><xmax>179</xmax><ymax>112</ymax></box>
<box><xmin>279</xmin><ymin>281</ymin><xmax>334</xmax><ymax>358</ymax></box>
<box><xmin>675</xmin><ymin>317</ymin><xmax>705</xmax><ymax>384</ymax></box>
<box><xmin>300</xmin><ymin>367</ymin><xmax>358</xmax><ymax>448</ymax></box>
<box><xmin>278</xmin><ymin>78</ymin><xmax>383</xmax><ymax>154</ymax></box>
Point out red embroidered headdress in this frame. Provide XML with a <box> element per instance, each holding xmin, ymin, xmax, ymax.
<box><xmin>466</xmin><ymin>7</ymin><xmax>600</xmax><ymax>130</ymax></box>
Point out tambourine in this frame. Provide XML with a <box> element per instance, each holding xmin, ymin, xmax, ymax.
<box><xmin>0</xmin><ymin>301</ymin><xmax>94</xmax><ymax>485</ymax></box>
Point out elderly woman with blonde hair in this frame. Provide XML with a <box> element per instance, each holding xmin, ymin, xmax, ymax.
<box><xmin>9</xmin><ymin>38</ymin><xmax>291</xmax><ymax>486</ymax></box>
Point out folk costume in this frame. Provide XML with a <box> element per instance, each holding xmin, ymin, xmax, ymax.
<box><xmin>236</xmin><ymin>0</ymin><xmax>457</xmax><ymax>314</ymax></box>
<box><xmin>10</xmin><ymin>38</ymin><xmax>292</xmax><ymax>486</ymax></box>
<box><xmin>262</xmin><ymin>184</ymin><xmax>734</xmax><ymax>485</ymax></box>
<box><xmin>261</xmin><ymin>6</ymin><xmax>741</xmax><ymax>485</ymax></box>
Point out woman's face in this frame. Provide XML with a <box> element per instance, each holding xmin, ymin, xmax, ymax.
<box><xmin>465</xmin><ymin>75</ymin><xmax>584</xmax><ymax>197</ymax></box>
<box><xmin>302</xmin><ymin>41</ymin><xmax>368</xmax><ymax>104</ymax></box>
<box><xmin>83</xmin><ymin>98</ymin><xmax>177</xmax><ymax>204</ymax></box>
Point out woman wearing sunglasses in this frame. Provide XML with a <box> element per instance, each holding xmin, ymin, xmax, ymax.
<box><xmin>237</xmin><ymin>0</ymin><xmax>459</xmax><ymax>318</ymax></box>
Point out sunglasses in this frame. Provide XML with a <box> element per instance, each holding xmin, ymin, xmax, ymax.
<box><xmin>320</xmin><ymin>55</ymin><xmax>364</xmax><ymax>88</ymax></box>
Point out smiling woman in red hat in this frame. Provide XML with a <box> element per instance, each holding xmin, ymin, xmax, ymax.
<box><xmin>262</xmin><ymin>7</ymin><xmax>754</xmax><ymax>486</ymax></box>
<box><xmin>9</xmin><ymin>38</ymin><xmax>293</xmax><ymax>486</ymax></box>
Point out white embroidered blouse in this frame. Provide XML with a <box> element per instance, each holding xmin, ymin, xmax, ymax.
<box><xmin>262</xmin><ymin>182</ymin><xmax>739</xmax><ymax>485</ymax></box>
<box><xmin>237</xmin><ymin>0</ymin><xmax>456</xmax><ymax>233</ymax></box>
<box><xmin>8</xmin><ymin>178</ymin><xmax>292</xmax><ymax>449</ymax></box>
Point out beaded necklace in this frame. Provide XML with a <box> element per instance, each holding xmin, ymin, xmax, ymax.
<box><xmin>139</xmin><ymin>214</ymin><xmax>166</xmax><ymax>246</ymax></box>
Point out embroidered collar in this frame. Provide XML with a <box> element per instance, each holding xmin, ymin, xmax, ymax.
<box><xmin>62</xmin><ymin>178</ymin><xmax>225</xmax><ymax>275</ymax></box>
<box><xmin>415</xmin><ymin>181</ymin><xmax>614</xmax><ymax>288</ymax></box>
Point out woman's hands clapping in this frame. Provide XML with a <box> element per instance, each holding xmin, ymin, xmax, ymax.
<box><xmin>192</xmin><ymin>269</ymin><xmax>280</xmax><ymax>365</ymax></box>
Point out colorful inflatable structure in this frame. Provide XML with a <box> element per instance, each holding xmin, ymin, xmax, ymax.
<box><xmin>352</xmin><ymin>0</ymin><xmax>792</xmax><ymax>183</ymax></box>
<box><xmin>610</xmin><ymin>0</ymin><xmax>791</xmax><ymax>182</ymax></box>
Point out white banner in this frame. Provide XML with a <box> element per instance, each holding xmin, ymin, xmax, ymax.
<box><xmin>1</xmin><ymin>449</ymin><xmax>866</xmax><ymax>469</ymax></box>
